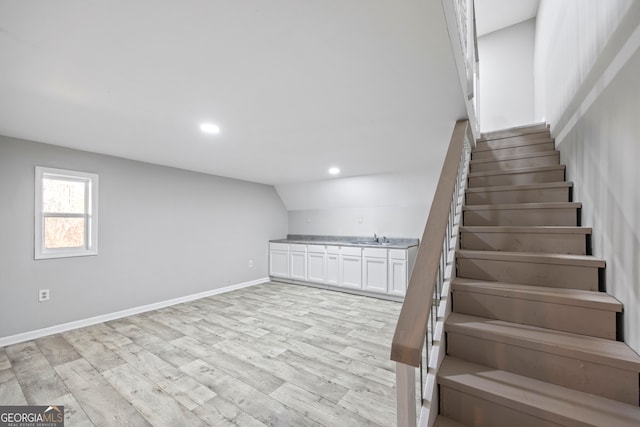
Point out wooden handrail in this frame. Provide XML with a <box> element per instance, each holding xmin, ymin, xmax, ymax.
<box><xmin>390</xmin><ymin>119</ymin><xmax>469</xmax><ymax>367</ymax></box>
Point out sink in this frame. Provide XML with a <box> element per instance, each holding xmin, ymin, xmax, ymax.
<box><xmin>350</xmin><ymin>241</ymin><xmax>392</xmax><ymax>246</ymax></box>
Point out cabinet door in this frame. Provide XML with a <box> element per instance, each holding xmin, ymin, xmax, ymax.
<box><xmin>326</xmin><ymin>253</ymin><xmax>340</xmax><ymax>286</ymax></box>
<box><xmin>269</xmin><ymin>250</ymin><xmax>289</xmax><ymax>277</ymax></box>
<box><xmin>290</xmin><ymin>250</ymin><xmax>307</xmax><ymax>280</ymax></box>
<box><xmin>340</xmin><ymin>255</ymin><xmax>362</xmax><ymax>289</ymax></box>
<box><xmin>363</xmin><ymin>256</ymin><xmax>388</xmax><ymax>293</ymax></box>
<box><xmin>307</xmin><ymin>251</ymin><xmax>326</xmax><ymax>283</ymax></box>
<box><xmin>389</xmin><ymin>258</ymin><xmax>408</xmax><ymax>296</ymax></box>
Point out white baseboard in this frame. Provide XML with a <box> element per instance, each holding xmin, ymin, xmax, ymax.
<box><xmin>0</xmin><ymin>277</ymin><xmax>270</xmax><ymax>348</ymax></box>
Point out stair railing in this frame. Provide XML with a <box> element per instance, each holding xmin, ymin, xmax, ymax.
<box><xmin>455</xmin><ymin>0</ymin><xmax>480</xmax><ymax>117</ymax></box>
<box><xmin>391</xmin><ymin>120</ymin><xmax>472</xmax><ymax>427</ymax></box>
<box><xmin>444</xmin><ymin>0</ymin><xmax>481</xmax><ymax>137</ymax></box>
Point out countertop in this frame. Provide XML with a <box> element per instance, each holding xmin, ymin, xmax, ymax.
<box><xmin>270</xmin><ymin>234</ymin><xmax>419</xmax><ymax>249</ymax></box>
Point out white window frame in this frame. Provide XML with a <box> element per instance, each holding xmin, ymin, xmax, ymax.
<box><xmin>35</xmin><ymin>166</ymin><xmax>99</xmax><ymax>259</ymax></box>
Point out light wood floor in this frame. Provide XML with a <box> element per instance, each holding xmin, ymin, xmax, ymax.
<box><xmin>0</xmin><ymin>282</ymin><xmax>403</xmax><ymax>426</ymax></box>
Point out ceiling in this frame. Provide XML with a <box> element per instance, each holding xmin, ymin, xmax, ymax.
<box><xmin>0</xmin><ymin>1</ymin><xmax>467</xmax><ymax>185</ymax></box>
<box><xmin>475</xmin><ymin>0</ymin><xmax>540</xmax><ymax>37</ymax></box>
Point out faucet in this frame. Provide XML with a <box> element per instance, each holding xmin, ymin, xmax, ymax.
<box><xmin>373</xmin><ymin>233</ymin><xmax>379</xmax><ymax>243</ymax></box>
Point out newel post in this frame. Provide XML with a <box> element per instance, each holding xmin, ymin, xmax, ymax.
<box><xmin>396</xmin><ymin>362</ymin><xmax>417</xmax><ymax>427</ymax></box>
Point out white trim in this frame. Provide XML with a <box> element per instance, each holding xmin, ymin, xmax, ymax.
<box><xmin>271</xmin><ymin>278</ymin><xmax>404</xmax><ymax>303</ymax></box>
<box><xmin>0</xmin><ymin>277</ymin><xmax>269</xmax><ymax>347</ymax></box>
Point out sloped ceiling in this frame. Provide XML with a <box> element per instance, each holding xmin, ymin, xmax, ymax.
<box><xmin>0</xmin><ymin>1</ymin><xmax>466</xmax><ymax>185</ymax></box>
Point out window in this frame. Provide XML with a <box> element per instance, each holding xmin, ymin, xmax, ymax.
<box><xmin>35</xmin><ymin>166</ymin><xmax>99</xmax><ymax>259</ymax></box>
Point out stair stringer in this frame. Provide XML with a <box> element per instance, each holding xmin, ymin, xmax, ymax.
<box><xmin>420</xmin><ymin>151</ymin><xmax>469</xmax><ymax>427</ymax></box>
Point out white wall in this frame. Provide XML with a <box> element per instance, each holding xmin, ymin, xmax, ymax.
<box><xmin>287</xmin><ymin>207</ymin><xmax>428</xmax><ymax>240</ymax></box>
<box><xmin>534</xmin><ymin>0</ymin><xmax>640</xmax><ymax>353</ymax></box>
<box><xmin>276</xmin><ymin>172</ymin><xmax>438</xmax><ymax>239</ymax></box>
<box><xmin>0</xmin><ymin>135</ymin><xmax>288</xmax><ymax>340</ymax></box>
<box><xmin>479</xmin><ymin>18</ymin><xmax>536</xmax><ymax>132</ymax></box>
<box><xmin>534</xmin><ymin>0</ymin><xmax>633</xmax><ymax>126</ymax></box>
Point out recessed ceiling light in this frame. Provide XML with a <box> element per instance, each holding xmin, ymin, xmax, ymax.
<box><xmin>328</xmin><ymin>167</ymin><xmax>340</xmax><ymax>175</ymax></box>
<box><xmin>200</xmin><ymin>123</ymin><xmax>220</xmax><ymax>134</ymax></box>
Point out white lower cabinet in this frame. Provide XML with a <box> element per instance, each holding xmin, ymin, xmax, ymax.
<box><xmin>363</xmin><ymin>248</ymin><xmax>388</xmax><ymax>293</ymax></box>
<box><xmin>270</xmin><ymin>242</ymin><xmax>414</xmax><ymax>298</ymax></box>
<box><xmin>269</xmin><ymin>243</ymin><xmax>289</xmax><ymax>277</ymax></box>
<box><xmin>340</xmin><ymin>246</ymin><xmax>362</xmax><ymax>289</ymax></box>
<box><xmin>289</xmin><ymin>244</ymin><xmax>307</xmax><ymax>281</ymax></box>
<box><xmin>307</xmin><ymin>245</ymin><xmax>326</xmax><ymax>283</ymax></box>
<box><xmin>388</xmin><ymin>249</ymin><xmax>408</xmax><ymax>296</ymax></box>
<box><xmin>326</xmin><ymin>246</ymin><xmax>340</xmax><ymax>286</ymax></box>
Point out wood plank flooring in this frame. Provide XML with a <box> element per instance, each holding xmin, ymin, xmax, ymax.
<box><xmin>0</xmin><ymin>282</ymin><xmax>403</xmax><ymax>426</ymax></box>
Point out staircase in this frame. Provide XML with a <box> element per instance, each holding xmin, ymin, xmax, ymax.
<box><xmin>435</xmin><ymin>124</ymin><xmax>640</xmax><ymax>426</ymax></box>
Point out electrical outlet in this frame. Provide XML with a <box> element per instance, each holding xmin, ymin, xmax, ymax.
<box><xmin>38</xmin><ymin>289</ymin><xmax>50</xmax><ymax>302</ymax></box>
<box><xmin>248</xmin><ymin>259</ymin><xmax>254</xmax><ymax>268</ymax></box>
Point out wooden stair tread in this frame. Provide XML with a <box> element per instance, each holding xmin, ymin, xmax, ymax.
<box><xmin>468</xmin><ymin>164</ymin><xmax>565</xmax><ymax>178</ymax></box>
<box><xmin>456</xmin><ymin>249</ymin><xmax>605</xmax><ymax>268</ymax></box>
<box><xmin>452</xmin><ymin>278</ymin><xmax>621</xmax><ymax>311</ymax></box>
<box><xmin>469</xmin><ymin>150</ymin><xmax>558</xmax><ymax>164</ymax></box>
<box><xmin>460</xmin><ymin>225</ymin><xmax>592</xmax><ymax>234</ymax></box>
<box><xmin>463</xmin><ymin>201</ymin><xmax>580</xmax><ymax>211</ymax></box>
<box><xmin>445</xmin><ymin>313</ymin><xmax>640</xmax><ymax>370</ymax></box>
<box><xmin>473</xmin><ymin>138</ymin><xmax>554</xmax><ymax>153</ymax></box>
<box><xmin>480</xmin><ymin>123</ymin><xmax>549</xmax><ymax>140</ymax></box>
<box><xmin>478</xmin><ymin>129</ymin><xmax>551</xmax><ymax>140</ymax></box>
<box><xmin>439</xmin><ymin>357</ymin><xmax>640</xmax><ymax>427</ymax></box>
<box><xmin>433</xmin><ymin>415</ymin><xmax>467</xmax><ymax>427</ymax></box>
<box><xmin>476</xmin><ymin>136</ymin><xmax>555</xmax><ymax>152</ymax></box>
<box><xmin>466</xmin><ymin>181</ymin><xmax>572</xmax><ymax>194</ymax></box>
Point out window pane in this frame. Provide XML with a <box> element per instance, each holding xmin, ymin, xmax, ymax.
<box><xmin>44</xmin><ymin>217</ymin><xmax>85</xmax><ymax>249</ymax></box>
<box><xmin>43</xmin><ymin>178</ymin><xmax>86</xmax><ymax>213</ymax></box>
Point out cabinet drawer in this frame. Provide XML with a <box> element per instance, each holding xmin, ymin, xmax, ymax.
<box><xmin>340</xmin><ymin>246</ymin><xmax>362</xmax><ymax>256</ymax></box>
<box><xmin>326</xmin><ymin>245</ymin><xmax>340</xmax><ymax>255</ymax></box>
<box><xmin>389</xmin><ymin>249</ymin><xmax>407</xmax><ymax>260</ymax></box>
<box><xmin>307</xmin><ymin>245</ymin><xmax>326</xmax><ymax>254</ymax></box>
<box><xmin>289</xmin><ymin>244</ymin><xmax>307</xmax><ymax>252</ymax></box>
<box><xmin>270</xmin><ymin>243</ymin><xmax>289</xmax><ymax>251</ymax></box>
<box><xmin>363</xmin><ymin>248</ymin><xmax>387</xmax><ymax>258</ymax></box>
